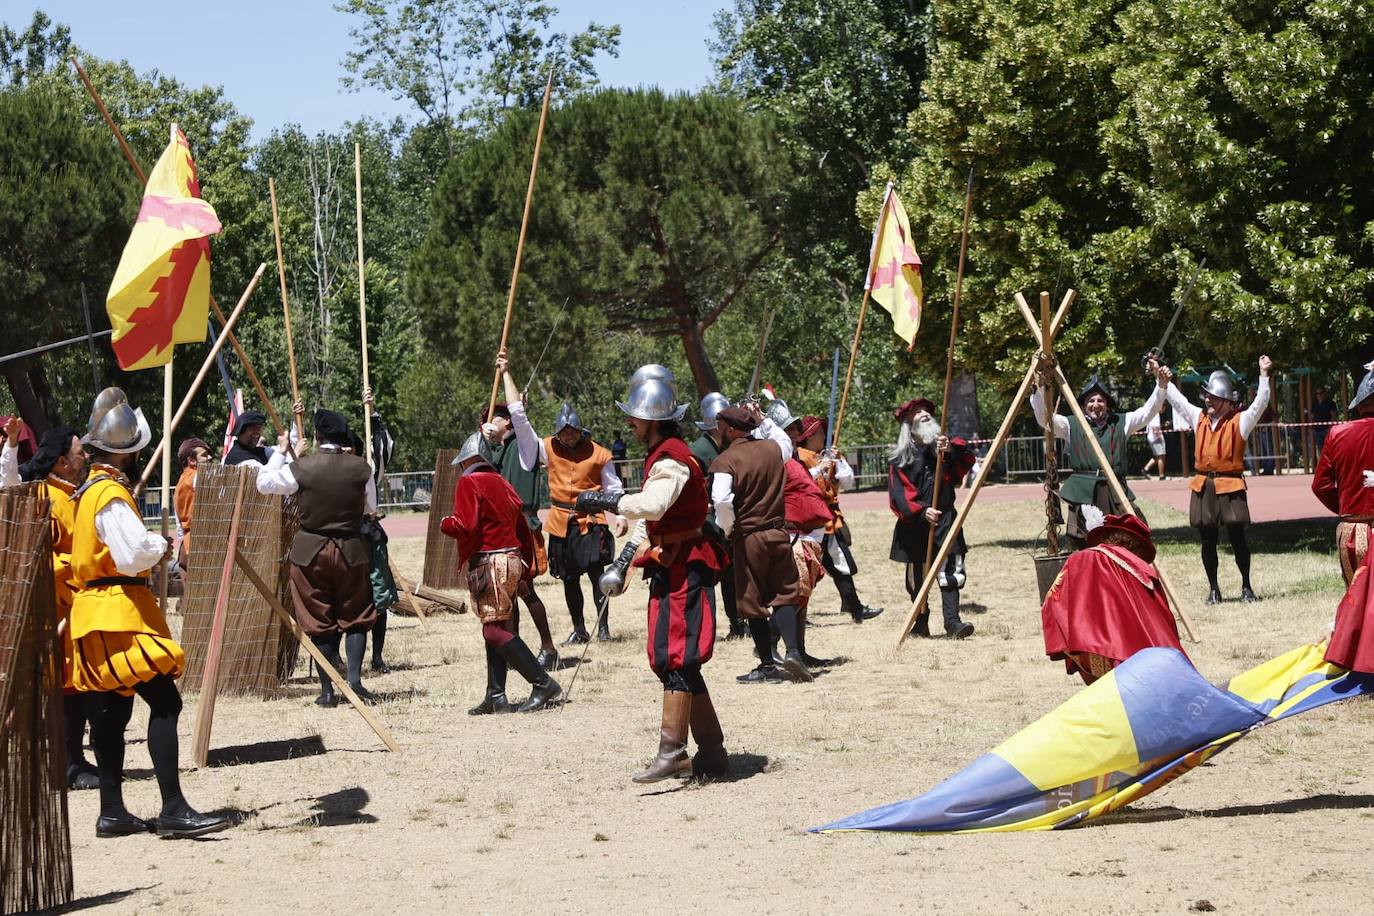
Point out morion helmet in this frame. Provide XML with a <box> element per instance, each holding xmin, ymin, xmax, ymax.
<box><xmin>617</xmin><ymin>368</ymin><xmax>687</xmax><ymax>422</ymax></box>
<box><xmin>553</xmin><ymin>402</ymin><xmax>588</xmax><ymax>436</ymax></box>
<box><xmin>452</xmin><ymin>431</ymin><xmax>491</xmax><ymax>467</ymax></box>
<box><xmin>696</xmin><ymin>392</ymin><xmax>730</xmax><ymax>432</ymax></box>
<box><xmin>764</xmin><ymin>397</ymin><xmax>799</xmax><ymax>430</ymax></box>
<box><xmin>1349</xmin><ymin>362</ymin><xmax>1374</xmax><ymax>411</ymax></box>
<box><xmin>81</xmin><ymin>387</ymin><xmax>151</xmax><ymax>454</ymax></box>
<box><xmin>1202</xmin><ymin>370</ymin><xmax>1238</xmax><ymax>403</ymax></box>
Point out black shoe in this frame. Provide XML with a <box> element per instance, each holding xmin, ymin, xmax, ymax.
<box><xmin>596</xmin><ymin>619</ymin><xmax>612</xmax><ymax>641</ymax></box>
<box><xmin>468</xmin><ymin>692</ymin><xmax>513</xmax><ymax>715</ymax></box>
<box><xmin>346</xmin><ymin>682</ymin><xmax>378</xmax><ymax>705</ymax></box>
<box><xmin>1240</xmin><ymin>586</ymin><xmax>1258</xmax><ymax>603</ymax></box>
<box><xmin>912</xmin><ymin>612</ymin><xmax>932</xmax><ymax>638</ymax></box>
<box><xmin>68</xmin><ymin>762</ymin><xmax>101</xmax><ymax>791</ymax></box>
<box><xmin>155</xmin><ymin>807</ymin><xmax>230</xmax><ymax>839</ymax></box>
<box><xmin>946</xmin><ymin>622</ymin><xmax>975</xmax><ymax>639</ymax></box>
<box><xmin>1205</xmin><ymin>587</ymin><xmax>1222</xmax><ymax>605</ymax></box>
<box><xmin>736</xmin><ymin>664</ymin><xmax>786</xmax><ymax>684</ymax></box>
<box><xmin>96</xmin><ymin>811</ymin><xmax>152</xmax><ymax>838</ymax></box>
<box><xmin>517</xmin><ymin>678</ymin><xmax>562</xmax><ymax>712</ymax></box>
<box><xmin>851</xmin><ymin>605</ymin><xmax>884</xmax><ymax>623</ymax></box>
<box><xmin>370</xmin><ymin>658</ymin><xmax>391</xmax><ymax>674</ymax></box>
<box><xmin>725</xmin><ymin>622</ymin><xmax>749</xmax><ymax>639</ymax></box>
<box><xmin>801</xmin><ymin>652</ymin><xmax>833</xmax><ymax>668</ymax></box>
<box><xmin>536</xmin><ymin>648</ymin><xmax>560</xmax><ymax>671</ymax></box>
<box><xmin>562</xmin><ymin>629</ymin><xmax>591</xmax><ymax>646</ymax></box>
<box><xmin>314</xmin><ymin>688</ymin><xmax>338</xmax><ymax>708</ymax></box>
<box><xmin>781</xmin><ymin>651</ymin><xmax>815</xmax><ymax>683</ymax></box>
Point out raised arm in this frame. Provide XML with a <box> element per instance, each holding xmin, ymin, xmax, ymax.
<box><xmin>1237</xmin><ymin>357</ymin><xmax>1273</xmax><ymax>439</ymax></box>
<box><xmin>507</xmin><ymin>400</ymin><xmax>546</xmax><ymax>471</ymax></box>
<box><xmin>1123</xmin><ymin>382</ymin><xmax>1167</xmax><ymax>434</ymax></box>
<box><xmin>1030</xmin><ymin>387</ymin><xmax>1070</xmax><ymax>441</ymax></box>
<box><xmin>1162</xmin><ymin>379</ymin><xmax>1202</xmax><ymax>431</ymax></box>
<box><xmin>255</xmin><ymin>448</ymin><xmax>299</xmax><ymax>496</ymax></box>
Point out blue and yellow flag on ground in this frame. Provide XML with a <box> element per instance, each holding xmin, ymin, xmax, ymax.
<box><xmin>814</xmin><ymin>645</ymin><xmax>1374</xmax><ymax>834</ymax></box>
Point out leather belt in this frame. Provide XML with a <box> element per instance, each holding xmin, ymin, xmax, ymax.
<box><xmin>735</xmin><ymin>520</ymin><xmax>784</xmax><ymax>537</ymax></box>
<box><xmin>1201</xmin><ymin>471</ymin><xmax>1244</xmax><ymax>479</ymax></box>
<box><xmin>85</xmin><ymin>576</ymin><xmax>149</xmax><ymax>588</ymax></box>
<box><xmin>301</xmin><ymin>526</ymin><xmax>362</xmax><ymax>539</ymax></box>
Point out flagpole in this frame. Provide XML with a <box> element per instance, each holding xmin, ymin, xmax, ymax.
<box><xmin>353</xmin><ymin>143</ymin><xmax>375</xmax><ymax>469</ymax></box>
<box><xmin>920</xmin><ymin>169</ymin><xmax>976</xmax><ymax>612</ymax></box>
<box><xmin>486</xmin><ymin>68</ymin><xmax>554</xmax><ymax>423</ymax></box>
<box><xmin>70</xmin><ymin>55</ymin><xmax>289</xmax><ymax>441</ymax></box>
<box><xmin>158</xmin><ymin>122</ymin><xmax>177</xmax><ymax>616</ymax></box>
<box><xmin>832</xmin><ymin>183</ymin><xmax>895</xmax><ymax>451</ymax></box>
<box><xmin>269</xmin><ymin>177</ymin><xmax>302</xmax><ymax>441</ymax></box>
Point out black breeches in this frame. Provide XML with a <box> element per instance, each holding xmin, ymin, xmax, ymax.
<box><xmin>657</xmin><ymin>664</ymin><xmax>707</xmax><ymax>695</ymax></box>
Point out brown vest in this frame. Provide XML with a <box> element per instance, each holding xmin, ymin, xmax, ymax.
<box><xmin>709</xmin><ymin>437</ymin><xmax>785</xmax><ymax>538</ymax></box>
<box><xmin>289</xmin><ymin>449</ymin><xmax>372</xmax><ymax>566</ymax></box>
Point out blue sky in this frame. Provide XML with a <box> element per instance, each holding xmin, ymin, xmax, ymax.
<box><xmin>31</xmin><ymin>1</ymin><xmax>720</xmax><ymax>138</ymax></box>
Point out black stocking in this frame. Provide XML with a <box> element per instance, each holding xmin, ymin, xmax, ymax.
<box><xmin>344</xmin><ymin>631</ymin><xmax>367</xmax><ymax>687</ymax></box>
<box><xmin>86</xmin><ymin>691</ymin><xmax>135</xmax><ymax>817</ymax></box>
<box><xmin>64</xmin><ymin>693</ymin><xmax>92</xmax><ymax>771</ymax></box>
<box><xmin>772</xmin><ymin>605</ymin><xmax>801</xmax><ymax>653</ymax></box>
<box><xmin>1199</xmin><ymin>525</ymin><xmax>1220</xmax><ymax>590</ymax></box>
<box><xmin>1228</xmin><ymin>523</ymin><xmax>1252</xmax><ymax>587</ymax></box>
<box><xmin>132</xmin><ymin>675</ymin><xmax>187</xmax><ymax>816</ymax></box>
<box><xmin>748</xmin><ymin>618</ymin><xmax>773</xmax><ymax>666</ymax></box>
<box><xmin>370</xmin><ymin>609</ymin><xmax>387</xmax><ymax>663</ymax></box>
<box><xmin>563</xmin><ymin>575</ymin><xmax>587</xmax><ymax>632</ymax></box>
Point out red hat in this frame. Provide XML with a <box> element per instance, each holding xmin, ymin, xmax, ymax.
<box><xmin>791</xmin><ymin>415</ymin><xmax>824</xmax><ymax>444</ymax></box>
<box><xmin>895</xmin><ymin>398</ymin><xmax>936</xmax><ymax>422</ymax></box>
<box><xmin>1086</xmin><ymin>513</ymin><xmax>1156</xmax><ymax>563</ymax></box>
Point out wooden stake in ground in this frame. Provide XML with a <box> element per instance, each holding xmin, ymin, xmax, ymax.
<box><xmin>269</xmin><ymin>177</ymin><xmax>303</xmax><ymax>441</ymax></box>
<box><xmin>234</xmin><ymin>548</ymin><xmax>401</xmax><ymax>753</ymax></box>
<box><xmin>921</xmin><ymin>170</ymin><xmax>976</xmax><ymax>605</ymax></box>
<box><xmin>485</xmin><ymin>69</ymin><xmax>555</xmax><ymax>423</ymax></box>
<box><xmin>191</xmin><ymin>474</ymin><xmax>247</xmax><ymax>767</ymax></box>
<box><xmin>71</xmin><ymin>55</ymin><xmax>289</xmax><ymax>441</ymax></box>
<box><xmin>133</xmin><ymin>263</ymin><xmax>268</xmax><ymax>498</ymax></box>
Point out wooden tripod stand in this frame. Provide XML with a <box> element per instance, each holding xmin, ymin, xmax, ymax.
<box><xmin>896</xmin><ymin>289</ymin><xmax>1201</xmax><ymax>649</ymax></box>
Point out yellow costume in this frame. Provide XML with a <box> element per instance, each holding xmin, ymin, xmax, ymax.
<box><xmin>68</xmin><ymin>469</ymin><xmax>184</xmax><ymax>695</ymax></box>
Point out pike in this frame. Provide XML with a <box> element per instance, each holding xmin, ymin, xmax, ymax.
<box><xmin>1143</xmin><ymin>257</ymin><xmax>1206</xmax><ymax>372</ymax></box>
<box><xmin>745</xmin><ymin>309</ymin><xmax>774</xmax><ymax>402</ymax></box>
<box><xmin>824</xmin><ymin>347</ymin><xmax>841</xmax><ymax>452</ymax></box>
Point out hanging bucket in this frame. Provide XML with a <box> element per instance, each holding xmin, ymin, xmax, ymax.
<box><xmin>1033</xmin><ymin>553</ymin><xmax>1068</xmax><ymax>603</ymax></box>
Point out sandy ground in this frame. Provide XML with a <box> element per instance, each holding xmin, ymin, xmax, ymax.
<box><xmin>60</xmin><ymin>496</ymin><xmax>1374</xmax><ymax>915</ymax></box>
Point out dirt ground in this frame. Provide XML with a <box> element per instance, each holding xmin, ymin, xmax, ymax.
<box><xmin>62</xmin><ymin>496</ymin><xmax>1374</xmax><ymax>915</ymax></box>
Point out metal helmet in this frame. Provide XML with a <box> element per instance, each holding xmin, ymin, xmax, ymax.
<box><xmin>1202</xmin><ymin>370</ymin><xmax>1238</xmax><ymax>403</ymax></box>
<box><xmin>553</xmin><ymin>402</ymin><xmax>588</xmax><ymax>436</ymax></box>
<box><xmin>1350</xmin><ymin>365</ymin><xmax>1374</xmax><ymax>411</ymax></box>
<box><xmin>617</xmin><ymin>377</ymin><xmax>687</xmax><ymax>422</ymax></box>
<box><xmin>629</xmin><ymin>364</ymin><xmax>676</xmax><ymax>392</ymax></box>
<box><xmin>81</xmin><ymin>387</ymin><xmax>151</xmax><ymax>454</ymax></box>
<box><xmin>452</xmin><ymin>431</ymin><xmax>489</xmax><ymax>466</ymax></box>
<box><xmin>764</xmin><ymin>397</ymin><xmax>799</xmax><ymax>431</ymax></box>
<box><xmin>696</xmin><ymin>392</ymin><xmax>731</xmax><ymax>431</ymax></box>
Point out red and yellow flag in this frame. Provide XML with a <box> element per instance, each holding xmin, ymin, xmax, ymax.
<box><xmin>106</xmin><ymin>128</ymin><xmax>221</xmax><ymax>371</ymax></box>
<box><xmin>865</xmin><ymin>184</ymin><xmax>923</xmax><ymax>347</ymax></box>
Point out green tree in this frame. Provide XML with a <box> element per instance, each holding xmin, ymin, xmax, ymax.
<box><xmin>0</xmin><ymin>9</ymin><xmax>70</xmax><ymax>86</ymax></box>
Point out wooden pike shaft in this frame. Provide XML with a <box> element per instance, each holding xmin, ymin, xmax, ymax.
<box><xmin>269</xmin><ymin>178</ymin><xmax>302</xmax><ymax>440</ymax></box>
<box><xmin>354</xmin><ymin>143</ymin><xmax>374</xmax><ymax>470</ymax></box>
<box><xmin>70</xmin><ymin>55</ymin><xmax>287</xmax><ymax>440</ymax></box>
<box><xmin>486</xmin><ymin>70</ymin><xmax>555</xmax><ymax>422</ymax></box>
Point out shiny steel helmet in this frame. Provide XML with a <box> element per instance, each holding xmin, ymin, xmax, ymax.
<box><xmin>81</xmin><ymin>387</ymin><xmax>151</xmax><ymax>454</ymax></box>
<box><xmin>696</xmin><ymin>392</ymin><xmax>731</xmax><ymax>431</ymax></box>
<box><xmin>764</xmin><ymin>397</ymin><xmax>799</xmax><ymax>431</ymax></box>
<box><xmin>617</xmin><ymin>376</ymin><xmax>687</xmax><ymax>422</ymax></box>
<box><xmin>553</xmin><ymin>402</ymin><xmax>588</xmax><ymax>436</ymax></box>
<box><xmin>629</xmin><ymin>364</ymin><xmax>676</xmax><ymax>392</ymax></box>
<box><xmin>452</xmin><ymin>431</ymin><xmax>490</xmax><ymax>467</ymax></box>
<box><xmin>1350</xmin><ymin>365</ymin><xmax>1374</xmax><ymax>411</ymax></box>
<box><xmin>1202</xmin><ymin>370</ymin><xmax>1238</xmax><ymax>403</ymax></box>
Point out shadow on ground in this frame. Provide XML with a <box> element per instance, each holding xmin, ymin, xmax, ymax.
<box><xmin>1098</xmin><ymin>792</ymin><xmax>1374</xmax><ymax>826</ymax></box>
<box><xmin>207</xmin><ymin>734</ymin><xmax>327</xmax><ymax>768</ymax></box>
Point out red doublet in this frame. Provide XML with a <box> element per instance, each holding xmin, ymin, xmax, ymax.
<box><xmin>642</xmin><ymin>437</ymin><xmax>725</xmax><ymax>572</ymax></box>
<box><xmin>1326</xmin><ymin>549</ymin><xmax>1374</xmax><ymax>674</ymax></box>
<box><xmin>441</xmin><ymin>468</ymin><xmax>533</xmax><ymax>568</ymax></box>
<box><xmin>1041</xmin><ymin>545</ymin><xmax>1184</xmax><ymax>672</ymax></box>
<box><xmin>783</xmin><ymin>457</ymin><xmax>833</xmax><ymax>533</ymax></box>
<box><xmin>1312</xmin><ymin>418</ymin><xmax>1374</xmax><ymax>517</ymax></box>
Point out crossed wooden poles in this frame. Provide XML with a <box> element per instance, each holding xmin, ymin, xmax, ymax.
<box><xmin>895</xmin><ymin>289</ymin><xmax>1200</xmax><ymax>649</ymax></box>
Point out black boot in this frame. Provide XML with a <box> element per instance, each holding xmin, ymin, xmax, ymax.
<box><xmin>154</xmin><ymin>801</ymin><xmax>229</xmax><ymax>839</ymax></box>
<box><xmin>370</xmin><ymin>610</ymin><xmax>390</xmax><ymax>673</ymax></box>
<box><xmin>912</xmin><ymin>611</ymin><xmax>932</xmax><ymax>638</ymax></box>
<box><xmin>500</xmin><ymin>638</ymin><xmax>562</xmax><ymax>711</ymax></box>
<box><xmin>1205</xmin><ymin>585</ymin><xmax>1223</xmax><ymax>605</ymax></box>
<box><xmin>596</xmin><ymin>608</ymin><xmax>612</xmax><ymax>642</ymax></box>
<box><xmin>469</xmin><ymin>645</ymin><xmax>513</xmax><ymax>715</ymax></box>
<box><xmin>535</xmin><ymin>647</ymin><xmax>560</xmax><ymax>671</ymax></box>
<box><xmin>344</xmin><ymin>631</ymin><xmax>377</xmax><ymax>704</ymax></box>
<box><xmin>942</xmin><ymin>588</ymin><xmax>974</xmax><ymax>639</ymax></box>
<box><xmin>772</xmin><ymin>606</ymin><xmax>813</xmax><ymax>683</ymax></box>
<box><xmin>311</xmin><ymin>635</ymin><xmax>339</xmax><ymax>707</ymax></box>
<box><xmin>797</xmin><ymin>610</ymin><xmax>832</xmax><ymax>668</ymax></box>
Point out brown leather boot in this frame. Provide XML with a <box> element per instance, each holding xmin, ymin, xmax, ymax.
<box><xmin>689</xmin><ymin>689</ymin><xmax>729</xmax><ymax>779</ymax></box>
<box><xmin>632</xmin><ymin>691</ymin><xmax>693</xmax><ymax>783</ymax></box>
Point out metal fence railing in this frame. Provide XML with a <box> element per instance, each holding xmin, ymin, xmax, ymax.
<box><xmin>138</xmin><ymin>421</ymin><xmax>1338</xmax><ymax>521</ymax></box>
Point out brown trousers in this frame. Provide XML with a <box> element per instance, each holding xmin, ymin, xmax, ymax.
<box><xmin>731</xmin><ymin>528</ymin><xmax>802</xmax><ymax>620</ymax></box>
<box><xmin>288</xmin><ymin>539</ymin><xmax>377</xmax><ymax>636</ymax></box>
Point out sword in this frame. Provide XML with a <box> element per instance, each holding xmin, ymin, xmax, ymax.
<box><xmin>523</xmin><ymin>296</ymin><xmax>571</xmax><ymax>397</ymax></box>
<box><xmin>824</xmin><ymin>347</ymin><xmax>841</xmax><ymax>453</ymax></box>
<box><xmin>745</xmin><ymin>309</ymin><xmax>774</xmax><ymax>403</ymax></box>
<box><xmin>1143</xmin><ymin>257</ymin><xmax>1206</xmax><ymax>373</ymax></box>
<box><xmin>563</xmin><ymin>520</ymin><xmax>647</xmax><ymax>708</ymax></box>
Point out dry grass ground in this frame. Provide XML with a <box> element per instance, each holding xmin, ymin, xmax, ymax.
<box><xmin>64</xmin><ymin>497</ymin><xmax>1373</xmax><ymax>914</ymax></box>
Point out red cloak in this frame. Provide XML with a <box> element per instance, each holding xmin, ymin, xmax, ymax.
<box><xmin>1326</xmin><ymin>548</ymin><xmax>1374</xmax><ymax>674</ymax></box>
<box><xmin>1041</xmin><ymin>545</ymin><xmax>1184</xmax><ymax>673</ymax></box>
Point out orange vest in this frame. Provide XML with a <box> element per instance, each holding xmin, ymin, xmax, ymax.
<box><xmin>798</xmin><ymin>447</ymin><xmax>845</xmax><ymax>534</ymax></box>
<box><xmin>70</xmin><ymin>472</ymin><xmax>170</xmax><ymax>640</ymax></box>
<box><xmin>1189</xmin><ymin>413</ymin><xmax>1247</xmax><ymax>494</ymax></box>
<box><xmin>46</xmin><ymin>477</ymin><xmax>77</xmax><ymax>616</ymax></box>
<box><xmin>543</xmin><ymin>437</ymin><xmax>612</xmax><ymax>538</ymax></box>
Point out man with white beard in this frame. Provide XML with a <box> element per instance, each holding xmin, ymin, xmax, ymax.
<box><xmin>888</xmin><ymin>398</ymin><xmax>977</xmax><ymax>638</ymax></box>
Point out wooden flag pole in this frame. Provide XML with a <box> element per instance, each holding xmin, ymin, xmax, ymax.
<box><xmin>920</xmin><ymin>170</ymin><xmax>976</xmax><ymax>609</ymax></box>
<box><xmin>353</xmin><ymin>143</ymin><xmax>375</xmax><ymax>470</ymax></box>
<box><xmin>71</xmin><ymin>56</ymin><xmax>288</xmax><ymax>440</ymax></box>
<box><xmin>133</xmin><ymin>264</ymin><xmax>268</xmax><ymax>497</ymax></box>
<box><xmin>486</xmin><ymin>69</ymin><xmax>555</xmax><ymax>422</ymax></box>
<box><xmin>269</xmin><ymin>178</ymin><xmax>303</xmax><ymax>441</ymax></box>
<box><xmin>191</xmin><ymin>474</ymin><xmax>247</xmax><ymax>767</ymax></box>
<box><xmin>157</xmin><ymin>121</ymin><xmax>177</xmax><ymax>617</ymax></box>
<box><xmin>833</xmin><ymin>185</ymin><xmax>896</xmax><ymax>450</ymax></box>
<box><xmin>235</xmin><ymin>548</ymin><xmax>401</xmax><ymax>752</ymax></box>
